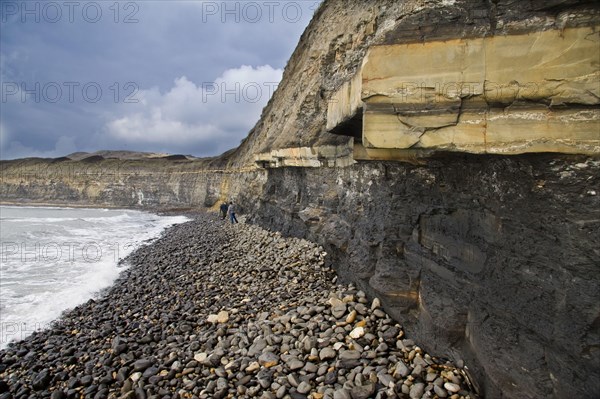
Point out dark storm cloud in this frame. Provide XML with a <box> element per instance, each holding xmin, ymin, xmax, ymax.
<box><xmin>0</xmin><ymin>1</ymin><xmax>321</xmax><ymax>159</ymax></box>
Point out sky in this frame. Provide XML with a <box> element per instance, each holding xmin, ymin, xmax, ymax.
<box><xmin>0</xmin><ymin>0</ymin><xmax>322</xmax><ymax>159</ymax></box>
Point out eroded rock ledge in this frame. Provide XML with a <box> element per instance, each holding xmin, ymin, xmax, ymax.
<box><xmin>233</xmin><ymin>0</ymin><xmax>600</xmax><ymax>168</ymax></box>
<box><xmin>328</xmin><ymin>26</ymin><xmax>599</xmax><ymax>160</ymax></box>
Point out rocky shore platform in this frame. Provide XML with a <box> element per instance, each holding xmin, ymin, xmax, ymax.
<box><xmin>0</xmin><ymin>214</ymin><xmax>479</xmax><ymax>399</ymax></box>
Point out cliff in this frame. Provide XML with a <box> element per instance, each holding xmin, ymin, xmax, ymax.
<box><xmin>1</xmin><ymin>1</ymin><xmax>599</xmax><ymax>398</ymax></box>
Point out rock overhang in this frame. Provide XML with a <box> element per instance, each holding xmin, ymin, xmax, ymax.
<box><xmin>327</xmin><ymin>26</ymin><xmax>600</xmax><ymax>161</ymax></box>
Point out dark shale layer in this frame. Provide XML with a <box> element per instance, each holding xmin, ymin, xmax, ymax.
<box><xmin>239</xmin><ymin>154</ymin><xmax>600</xmax><ymax>399</ymax></box>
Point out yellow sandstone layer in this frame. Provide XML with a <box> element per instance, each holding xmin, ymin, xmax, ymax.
<box><xmin>328</xmin><ymin>27</ymin><xmax>600</xmax><ymax>158</ymax></box>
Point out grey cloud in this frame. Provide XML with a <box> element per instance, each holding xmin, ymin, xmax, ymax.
<box><xmin>0</xmin><ymin>1</ymin><xmax>321</xmax><ymax>159</ymax></box>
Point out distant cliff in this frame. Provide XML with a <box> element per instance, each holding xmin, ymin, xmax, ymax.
<box><xmin>2</xmin><ymin>1</ymin><xmax>599</xmax><ymax>398</ymax></box>
<box><xmin>1</xmin><ymin>153</ymin><xmax>231</xmax><ymax>209</ymax></box>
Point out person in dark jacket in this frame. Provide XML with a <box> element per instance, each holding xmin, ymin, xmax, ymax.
<box><xmin>219</xmin><ymin>202</ymin><xmax>228</xmax><ymax>220</ymax></box>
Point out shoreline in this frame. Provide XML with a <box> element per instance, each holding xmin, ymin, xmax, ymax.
<box><xmin>0</xmin><ymin>214</ymin><xmax>479</xmax><ymax>399</ymax></box>
<box><xmin>0</xmin><ymin>201</ymin><xmax>134</xmax><ymax>210</ymax></box>
<box><xmin>0</xmin><ymin>206</ymin><xmax>194</xmax><ymax>351</ymax></box>
<box><xmin>0</xmin><ymin>201</ymin><xmax>200</xmax><ymax>214</ymax></box>
<box><xmin>0</xmin><ymin>201</ymin><xmax>201</xmax><ymax>218</ymax></box>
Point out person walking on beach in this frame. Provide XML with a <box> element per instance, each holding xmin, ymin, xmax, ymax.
<box><xmin>219</xmin><ymin>202</ymin><xmax>228</xmax><ymax>220</ymax></box>
<box><xmin>227</xmin><ymin>201</ymin><xmax>238</xmax><ymax>224</ymax></box>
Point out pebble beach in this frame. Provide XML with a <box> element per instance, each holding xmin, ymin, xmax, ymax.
<box><xmin>0</xmin><ymin>214</ymin><xmax>479</xmax><ymax>399</ymax></box>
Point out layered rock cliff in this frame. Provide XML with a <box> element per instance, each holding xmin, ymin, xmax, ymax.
<box><xmin>1</xmin><ymin>1</ymin><xmax>599</xmax><ymax>398</ymax></box>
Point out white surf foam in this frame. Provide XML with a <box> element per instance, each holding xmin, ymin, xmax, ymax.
<box><xmin>0</xmin><ymin>206</ymin><xmax>189</xmax><ymax>349</ymax></box>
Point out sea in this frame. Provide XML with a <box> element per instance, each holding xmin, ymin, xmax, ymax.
<box><xmin>0</xmin><ymin>205</ymin><xmax>189</xmax><ymax>349</ymax></box>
